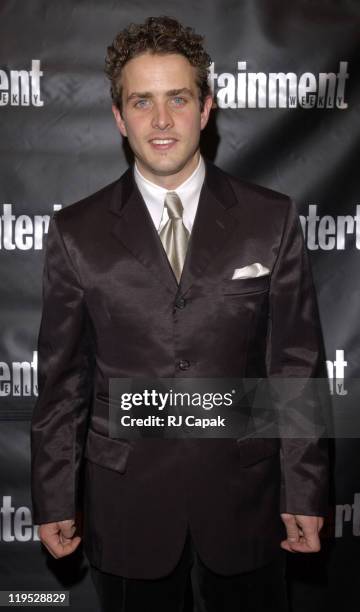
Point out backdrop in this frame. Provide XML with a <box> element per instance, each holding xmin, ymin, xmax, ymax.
<box><xmin>0</xmin><ymin>1</ymin><xmax>359</xmax><ymax>610</ymax></box>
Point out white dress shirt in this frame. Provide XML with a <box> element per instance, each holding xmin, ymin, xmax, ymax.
<box><xmin>133</xmin><ymin>155</ymin><xmax>206</xmax><ymax>234</ymax></box>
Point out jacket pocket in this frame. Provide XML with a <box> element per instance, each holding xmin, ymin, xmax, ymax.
<box><xmin>236</xmin><ymin>437</ymin><xmax>279</xmax><ymax>466</ymax></box>
<box><xmin>222</xmin><ymin>276</ymin><xmax>270</xmax><ymax>295</ymax></box>
<box><xmin>84</xmin><ymin>428</ymin><xmax>132</xmax><ymax>473</ymax></box>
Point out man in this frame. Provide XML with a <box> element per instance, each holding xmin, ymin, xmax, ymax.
<box><xmin>31</xmin><ymin>15</ymin><xmax>329</xmax><ymax>612</ymax></box>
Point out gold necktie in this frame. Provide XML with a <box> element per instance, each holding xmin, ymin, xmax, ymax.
<box><xmin>159</xmin><ymin>192</ymin><xmax>190</xmax><ymax>283</ymax></box>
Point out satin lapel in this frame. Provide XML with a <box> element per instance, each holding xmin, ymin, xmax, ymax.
<box><xmin>179</xmin><ymin>161</ymin><xmax>240</xmax><ymax>296</ymax></box>
<box><xmin>109</xmin><ymin>168</ymin><xmax>179</xmax><ymax>294</ymax></box>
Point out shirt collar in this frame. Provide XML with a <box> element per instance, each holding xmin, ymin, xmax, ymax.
<box><xmin>134</xmin><ymin>155</ymin><xmax>205</xmax><ymax>231</ymax></box>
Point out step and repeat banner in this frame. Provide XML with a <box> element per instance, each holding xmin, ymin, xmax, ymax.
<box><xmin>0</xmin><ymin>1</ymin><xmax>359</xmax><ymax>610</ymax></box>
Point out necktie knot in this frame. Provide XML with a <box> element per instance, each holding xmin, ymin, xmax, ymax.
<box><xmin>164</xmin><ymin>192</ymin><xmax>183</xmax><ymax>220</ymax></box>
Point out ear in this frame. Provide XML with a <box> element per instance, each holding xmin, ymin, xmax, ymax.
<box><xmin>112</xmin><ymin>104</ymin><xmax>127</xmax><ymax>137</ymax></box>
<box><xmin>200</xmin><ymin>95</ymin><xmax>214</xmax><ymax>131</ymax></box>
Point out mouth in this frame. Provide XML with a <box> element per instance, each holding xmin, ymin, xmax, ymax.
<box><xmin>149</xmin><ymin>138</ymin><xmax>178</xmax><ymax>151</ymax></box>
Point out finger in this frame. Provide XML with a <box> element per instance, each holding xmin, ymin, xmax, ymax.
<box><xmin>280</xmin><ymin>539</ymin><xmax>297</xmax><ymax>553</ymax></box>
<box><xmin>59</xmin><ymin>528</ymin><xmax>76</xmax><ymax>545</ymax></box>
<box><xmin>286</xmin><ymin>539</ymin><xmax>321</xmax><ymax>553</ymax></box>
<box><xmin>302</xmin><ymin>528</ymin><xmax>321</xmax><ymax>551</ymax></box>
<box><xmin>282</xmin><ymin>515</ymin><xmax>300</xmax><ymax>543</ymax></box>
<box><xmin>299</xmin><ymin>518</ymin><xmax>321</xmax><ymax>547</ymax></box>
<box><xmin>58</xmin><ymin>520</ymin><xmax>76</xmax><ymax>539</ymax></box>
<box><xmin>42</xmin><ymin>535</ymin><xmax>82</xmax><ymax>558</ymax></box>
<box><xmin>58</xmin><ymin>530</ymin><xmax>81</xmax><ymax>548</ymax></box>
<box><xmin>283</xmin><ymin>532</ymin><xmax>321</xmax><ymax>553</ymax></box>
<box><xmin>60</xmin><ymin>535</ymin><xmax>82</xmax><ymax>555</ymax></box>
<box><xmin>39</xmin><ymin>525</ymin><xmax>81</xmax><ymax>558</ymax></box>
<box><xmin>59</xmin><ymin>531</ymin><xmax>69</xmax><ymax>546</ymax></box>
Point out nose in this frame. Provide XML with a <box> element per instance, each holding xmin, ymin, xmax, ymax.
<box><xmin>151</xmin><ymin>101</ymin><xmax>174</xmax><ymax>130</ymax></box>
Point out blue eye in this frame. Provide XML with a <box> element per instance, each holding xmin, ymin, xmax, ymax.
<box><xmin>135</xmin><ymin>99</ymin><xmax>150</xmax><ymax>108</ymax></box>
<box><xmin>172</xmin><ymin>97</ymin><xmax>186</xmax><ymax>105</ymax></box>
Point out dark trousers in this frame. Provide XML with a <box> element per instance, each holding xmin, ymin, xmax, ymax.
<box><xmin>90</xmin><ymin>531</ymin><xmax>289</xmax><ymax>612</ymax></box>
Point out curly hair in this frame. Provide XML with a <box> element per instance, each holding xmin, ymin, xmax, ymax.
<box><xmin>105</xmin><ymin>16</ymin><xmax>212</xmax><ymax>113</ymax></box>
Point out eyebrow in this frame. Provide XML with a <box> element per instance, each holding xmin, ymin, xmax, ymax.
<box><xmin>126</xmin><ymin>88</ymin><xmax>194</xmax><ymax>102</ymax></box>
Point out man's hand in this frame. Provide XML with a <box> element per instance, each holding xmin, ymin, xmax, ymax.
<box><xmin>38</xmin><ymin>518</ymin><xmax>81</xmax><ymax>559</ymax></box>
<box><xmin>280</xmin><ymin>513</ymin><xmax>324</xmax><ymax>553</ymax></box>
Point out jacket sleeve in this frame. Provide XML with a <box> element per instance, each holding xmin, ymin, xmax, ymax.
<box><xmin>31</xmin><ymin>214</ymin><xmax>94</xmax><ymax>525</ymax></box>
<box><xmin>266</xmin><ymin>198</ymin><xmax>330</xmax><ymax>516</ymax></box>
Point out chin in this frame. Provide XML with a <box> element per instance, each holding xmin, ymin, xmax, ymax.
<box><xmin>148</xmin><ymin>156</ymin><xmax>195</xmax><ymax>178</ymax></box>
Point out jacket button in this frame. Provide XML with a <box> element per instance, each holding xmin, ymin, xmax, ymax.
<box><xmin>178</xmin><ymin>359</ymin><xmax>190</xmax><ymax>370</ymax></box>
<box><xmin>175</xmin><ymin>297</ymin><xmax>186</xmax><ymax>309</ymax></box>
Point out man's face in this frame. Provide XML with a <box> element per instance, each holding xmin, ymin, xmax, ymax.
<box><xmin>112</xmin><ymin>52</ymin><xmax>213</xmax><ymax>187</ymax></box>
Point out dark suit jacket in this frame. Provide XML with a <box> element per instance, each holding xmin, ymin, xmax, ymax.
<box><xmin>31</xmin><ymin>159</ymin><xmax>329</xmax><ymax>579</ymax></box>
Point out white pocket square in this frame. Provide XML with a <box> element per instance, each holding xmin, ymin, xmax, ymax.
<box><xmin>231</xmin><ymin>263</ymin><xmax>270</xmax><ymax>280</ymax></box>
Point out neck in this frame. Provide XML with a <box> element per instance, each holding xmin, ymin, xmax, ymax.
<box><xmin>135</xmin><ymin>151</ymin><xmax>201</xmax><ymax>190</ymax></box>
